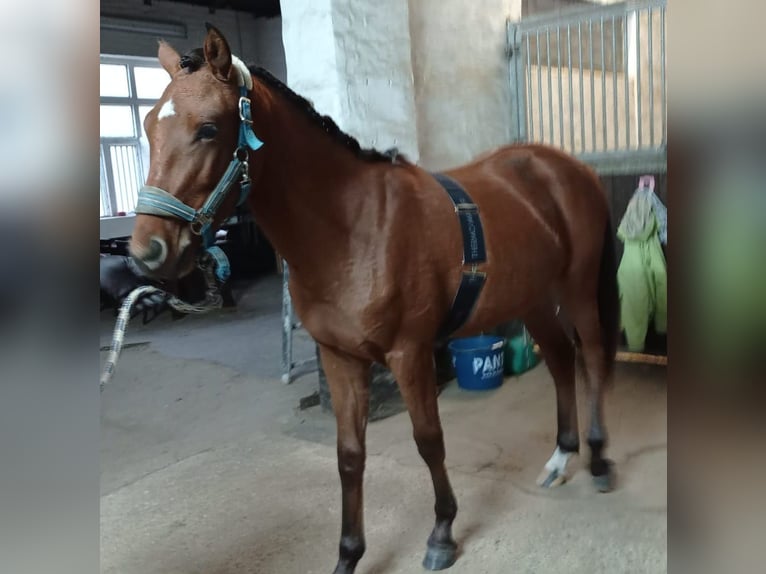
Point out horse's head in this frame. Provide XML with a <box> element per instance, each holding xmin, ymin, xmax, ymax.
<box><xmin>130</xmin><ymin>24</ymin><xmax>263</xmax><ymax>280</ymax></box>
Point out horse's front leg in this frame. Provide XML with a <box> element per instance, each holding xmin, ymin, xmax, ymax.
<box><xmin>387</xmin><ymin>343</ymin><xmax>458</xmax><ymax>571</ymax></box>
<box><xmin>318</xmin><ymin>344</ymin><xmax>371</xmax><ymax>574</ymax></box>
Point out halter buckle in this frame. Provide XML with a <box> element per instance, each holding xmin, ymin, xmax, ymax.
<box><xmin>190</xmin><ymin>213</ymin><xmax>212</xmax><ymax>235</ymax></box>
<box><xmin>238</xmin><ymin>96</ymin><xmax>253</xmax><ymax>125</ymax></box>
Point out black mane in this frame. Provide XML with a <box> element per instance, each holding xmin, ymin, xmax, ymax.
<box><xmin>179</xmin><ymin>49</ymin><xmax>402</xmax><ymax>164</ymax></box>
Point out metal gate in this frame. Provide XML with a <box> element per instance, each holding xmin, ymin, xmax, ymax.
<box><xmin>508</xmin><ymin>0</ymin><xmax>666</xmax><ymax>175</ymax></box>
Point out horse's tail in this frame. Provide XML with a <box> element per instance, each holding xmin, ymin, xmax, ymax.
<box><xmin>598</xmin><ymin>216</ymin><xmax>620</xmax><ymax>380</ymax></box>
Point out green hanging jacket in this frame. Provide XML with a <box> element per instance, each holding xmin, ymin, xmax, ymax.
<box><xmin>616</xmin><ymin>188</ymin><xmax>667</xmax><ymax>352</ymax></box>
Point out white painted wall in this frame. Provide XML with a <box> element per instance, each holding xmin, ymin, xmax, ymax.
<box><xmin>100</xmin><ymin>0</ymin><xmax>286</xmax><ymax>81</ymax></box>
<box><xmin>409</xmin><ymin>0</ymin><xmax>522</xmax><ymax>170</ymax></box>
<box><xmin>332</xmin><ymin>0</ymin><xmax>420</xmax><ymax>159</ymax></box>
<box><xmin>280</xmin><ymin>0</ymin><xmax>344</xmax><ymax>122</ymax></box>
<box><xmin>280</xmin><ymin>0</ymin><xmax>420</xmax><ymax>160</ymax></box>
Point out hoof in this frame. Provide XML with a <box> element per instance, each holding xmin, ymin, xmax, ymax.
<box><xmin>537</xmin><ymin>467</ymin><xmax>567</xmax><ymax>488</ymax></box>
<box><xmin>592</xmin><ymin>459</ymin><xmax>616</xmax><ymax>493</ymax></box>
<box><xmin>537</xmin><ymin>446</ymin><xmax>574</xmax><ymax>488</ymax></box>
<box><xmin>423</xmin><ymin>543</ymin><xmax>457</xmax><ymax>571</ymax></box>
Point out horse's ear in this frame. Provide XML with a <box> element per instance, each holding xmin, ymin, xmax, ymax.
<box><xmin>203</xmin><ymin>23</ymin><xmax>232</xmax><ymax>82</ymax></box>
<box><xmin>157</xmin><ymin>41</ymin><xmax>181</xmax><ymax>76</ymax></box>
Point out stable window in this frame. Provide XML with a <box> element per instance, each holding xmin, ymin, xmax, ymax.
<box><xmin>100</xmin><ymin>55</ymin><xmax>169</xmax><ymax>218</ymax></box>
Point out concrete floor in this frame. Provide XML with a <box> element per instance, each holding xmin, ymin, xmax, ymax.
<box><xmin>100</xmin><ymin>274</ymin><xmax>667</xmax><ymax>574</ymax></box>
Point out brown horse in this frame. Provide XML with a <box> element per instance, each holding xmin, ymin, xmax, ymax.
<box><xmin>130</xmin><ymin>25</ymin><xmax>619</xmax><ymax>574</ymax></box>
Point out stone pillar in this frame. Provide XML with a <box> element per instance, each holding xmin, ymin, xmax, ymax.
<box><xmin>280</xmin><ymin>0</ymin><xmax>420</xmax><ymax>161</ymax></box>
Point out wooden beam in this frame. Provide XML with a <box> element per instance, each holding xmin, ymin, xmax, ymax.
<box><xmin>532</xmin><ymin>345</ymin><xmax>667</xmax><ymax>366</ymax></box>
<box><xmin>614</xmin><ymin>351</ymin><xmax>667</xmax><ymax>366</ymax></box>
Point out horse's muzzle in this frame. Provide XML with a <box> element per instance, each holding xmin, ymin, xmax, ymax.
<box><xmin>130</xmin><ymin>236</ymin><xmax>168</xmax><ymax>277</ymax></box>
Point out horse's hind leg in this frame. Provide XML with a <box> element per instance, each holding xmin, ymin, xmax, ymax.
<box><xmin>522</xmin><ymin>303</ymin><xmax>580</xmax><ymax>488</ymax></box>
<box><xmin>387</xmin><ymin>343</ymin><xmax>458</xmax><ymax>571</ymax></box>
<box><xmin>318</xmin><ymin>344</ymin><xmax>371</xmax><ymax>574</ymax></box>
<box><xmin>567</xmin><ymin>298</ymin><xmax>616</xmax><ymax>492</ymax></box>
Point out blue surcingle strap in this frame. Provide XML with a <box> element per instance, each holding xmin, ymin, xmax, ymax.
<box><xmin>432</xmin><ymin>172</ymin><xmax>488</xmax><ymax>341</ymax></box>
<box><xmin>432</xmin><ymin>173</ymin><xmax>487</xmax><ymax>266</ymax></box>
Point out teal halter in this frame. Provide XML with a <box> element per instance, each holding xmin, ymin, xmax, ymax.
<box><xmin>134</xmin><ymin>85</ymin><xmax>264</xmax><ymax>282</ymax></box>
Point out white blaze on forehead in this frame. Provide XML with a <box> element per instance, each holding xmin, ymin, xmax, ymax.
<box><xmin>157</xmin><ymin>98</ymin><xmax>175</xmax><ymax>120</ymax></box>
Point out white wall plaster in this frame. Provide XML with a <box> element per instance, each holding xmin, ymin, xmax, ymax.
<box><xmin>409</xmin><ymin>0</ymin><xmax>522</xmax><ymax>170</ymax></box>
<box><xmin>281</xmin><ymin>0</ymin><xmax>344</xmax><ymax>122</ymax></box>
<box><xmin>332</xmin><ymin>0</ymin><xmax>420</xmax><ymax>159</ymax></box>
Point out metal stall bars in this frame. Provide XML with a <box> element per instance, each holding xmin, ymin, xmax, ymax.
<box><xmin>281</xmin><ymin>260</ymin><xmax>318</xmax><ymax>384</ymax></box>
<box><xmin>508</xmin><ymin>0</ymin><xmax>667</xmax><ymax>176</ymax></box>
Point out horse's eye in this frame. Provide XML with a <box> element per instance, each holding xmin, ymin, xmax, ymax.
<box><xmin>196</xmin><ymin>123</ymin><xmax>218</xmax><ymax>141</ymax></box>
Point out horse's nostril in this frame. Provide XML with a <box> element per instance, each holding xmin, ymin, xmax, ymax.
<box><xmin>145</xmin><ymin>238</ymin><xmax>164</xmax><ymax>262</ymax></box>
<box><xmin>137</xmin><ymin>236</ymin><xmax>168</xmax><ymax>271</ymax></box>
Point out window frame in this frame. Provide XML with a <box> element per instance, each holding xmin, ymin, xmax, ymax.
<box><xmin>100</xmin><ymin>54</ymin><xmax>168</xmax><ymax>219</ymax></box>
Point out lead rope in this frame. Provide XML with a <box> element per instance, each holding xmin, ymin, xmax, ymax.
<box><xmin>100</xmin><ymin>255</ymin><xmax>223</xmax><ymax>391</ymax></box>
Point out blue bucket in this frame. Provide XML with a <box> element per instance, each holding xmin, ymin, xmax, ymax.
<box><xmin>448</xmin><ymin>335</ymin><xmax>506</xmax><ymax>391</ymax></box>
